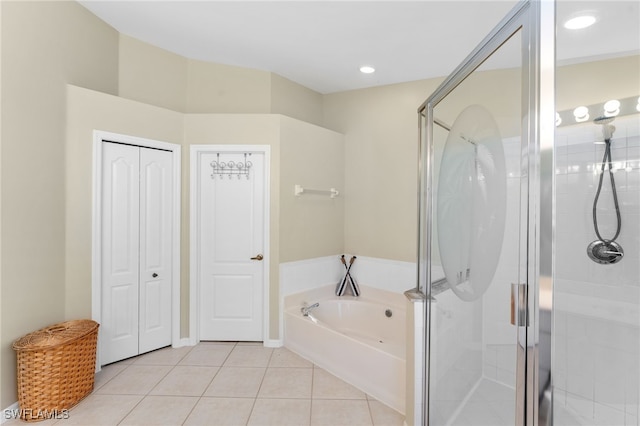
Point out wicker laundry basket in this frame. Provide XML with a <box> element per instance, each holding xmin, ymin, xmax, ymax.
<box><xmin>12</xmin><ymin>319</ymin><xmax>99</xmax><ymax>422</ymax></box>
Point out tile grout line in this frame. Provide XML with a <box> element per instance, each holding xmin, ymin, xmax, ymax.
<box><xmin>179</xmin><ymin>344</ymin><xmax>229</xmax><ymax>426</ymax></box>
<box><xmin>247</xmin><ymin>343</ymin><xmax>276</xmax><ymax>424</ymax></box>
<box><xmin>119</xmin><ymin>345</ymin><xmax>194</xmax><ymax>425</ymax></box>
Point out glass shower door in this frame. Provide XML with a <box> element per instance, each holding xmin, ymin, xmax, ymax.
<box><xmin>427</xmin><ymin>31</ymin><xmax>523</xmax><ymax>425</ymax></box>
<box><xmin>417</xmin><ymin>2</ymin><xmax>547</xmax><ymax>424</ymax></box>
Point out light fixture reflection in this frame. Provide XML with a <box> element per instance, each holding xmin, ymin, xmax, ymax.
<box><xmin>564</xmin><ymin>15</ymin><xmax>596</xmax><ymax>30</ymax></box>
<box><xmin>573</xmin><ymin>106</ymin><xmax>589</xmax><ymax>122</ymax></box>
<box><xmin>604</xmin><ymin>99</ymin><xmax>620</xmax><ymax>117</ymax></box>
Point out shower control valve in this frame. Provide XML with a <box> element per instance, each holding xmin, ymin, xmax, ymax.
<box><xmin>587</xmin><ymin>240</ymin><xmax>624</xmax><ymax>265</ymax></box>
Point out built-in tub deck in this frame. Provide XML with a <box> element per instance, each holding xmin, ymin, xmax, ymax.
<box><xmin>284</xmin><ymin>285</ymin><xmax>406</xmax><ymax>414</ymax></box>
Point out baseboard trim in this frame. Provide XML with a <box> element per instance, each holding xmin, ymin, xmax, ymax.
<box><xmin>263</xmin><ymin>339</ymin><xmax>283</xmax><ymax>348</ymax></box>
<box><xmin>173</xmin><ymin>337</ymin><xmax>196</xmax><ymax>348</ymax></box>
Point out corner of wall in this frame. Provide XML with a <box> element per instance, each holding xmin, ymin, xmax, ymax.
<box><xmin>270</xmin><ymin>73</ymin><xmax>324</xmax><ymax>127</ymax></box>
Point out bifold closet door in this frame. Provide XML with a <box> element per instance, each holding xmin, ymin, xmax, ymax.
<box><xmin>138</xmin><ymin>147</ymin><xmax>173</xmax><ymax>354</ymax></box>
<box><xmin>101</xmin><ymin>142</ymin><xmax>172</xmax><ymax>365</ymax></box>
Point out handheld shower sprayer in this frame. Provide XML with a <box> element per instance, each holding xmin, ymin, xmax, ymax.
<box><xmin>587</xmin><ymin>115</ymin><xmax>624</xmax><ymax>264</ymax></box>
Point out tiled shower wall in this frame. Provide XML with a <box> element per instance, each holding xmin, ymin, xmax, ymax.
<box><xmin>554</xmin><ymin>115</ymin><xmax>640</xmax><ymax>425</ymax></box>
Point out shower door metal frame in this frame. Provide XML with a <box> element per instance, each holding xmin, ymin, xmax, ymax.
<box><xmin>416</xmin><ymin>1</ymin><xmax>555</xmax><ymax>425</ymax></box>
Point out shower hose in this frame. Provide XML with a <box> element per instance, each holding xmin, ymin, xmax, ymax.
<box><xmin>592</xmin><ymin>137</ymin><xmax>622</xmax><ymax>243</ymax></box>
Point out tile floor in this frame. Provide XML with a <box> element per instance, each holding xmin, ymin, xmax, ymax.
<box><xmin>4</xmin><ymin>342</ymin><xmax>404</xmax><ymax>426</ymax></box>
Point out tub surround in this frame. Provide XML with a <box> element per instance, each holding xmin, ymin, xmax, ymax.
<box><xmin>279</xmin><ymin>255</ymin><xmax>418</xmax><ymax>416</ymax></box>
<box><xmin>280</xmin><ymin>255</ymin><xmax>417</xmax><ymax>299</ymax></box>
<box><xmin>284</xmin><ymin>284</ymin><xmax>407</xmax><ymax>414</ymax></box>
<box><xmin>279</xmin><ymin>255</ymin><xmax>418</xmax><ymax>347</ymax></box>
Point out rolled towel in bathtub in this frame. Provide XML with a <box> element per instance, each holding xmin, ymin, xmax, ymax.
<box><xmin>347</xmin><ymin>273</ymin><xmax>360</xmax><ymax>296</ymax></box>
<box><xmin>336</xmin><ymin>255</ymin><xmax>349</xmax><ymax>296</ymax></box>
<box><xmin>335</xmin><ymin>275</ymin><xmax>348</xmax><ymax>296</ymax></box>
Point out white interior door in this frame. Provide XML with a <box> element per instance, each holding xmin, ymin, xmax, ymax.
<box><xmin>101</xmin><ymin>143</ymin><xmax>140</xmax><ymax>364</ymax></box>
<box><xmin>138</xmin><ymin>148</ymin><xmax>173</xmax><ymax>353</ymax></box>
<box><xmin>198</xmin><ymin>151</ymin><xmax>265</xmax><ymax>341</ymax></box>
<box><xmin>101</xmin><ymin>142</ymin><xmax>172</xmax><ymax>365</ymax></box>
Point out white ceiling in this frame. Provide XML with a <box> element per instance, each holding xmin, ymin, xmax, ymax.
<box><xmin>78</xmin><ymin>1</ymin><xmax>639</xmax><ymax>94</ymax></box>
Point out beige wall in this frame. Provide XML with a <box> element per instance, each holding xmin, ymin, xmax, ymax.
<box><xmin>187</xmin><ymin>61</ymin><xmax>272</xmax><ymax>114</ymax></box>
<box><xmin>323</xmin><ymin>79</ymin><xmax>442</xmax><ymax>262</ymax></box>
<box><xmin>556</xmin><ymin>55</ymin><xmax>640</xmax><ymax>110</ymax></box>
<box><xmin>65</xmin><ymin>85</ymin><xmax>185</xmax><ymax>328</ymax></box>
<box><xmin>119</xmin><ymin>35</ymin><xmax>188</xmax><ymax>112</ymax></box>
<box><xmin>0</xmin><ymin>1</ymin><xmax>118</xmax><ymax>408</ymax></box>
<box><xmin>66</xmin><ymin>91</ymin><xmax>343</xmax><ymax>350</ymax></box>
<box><xmin>279</xmin><ymin>116</ymin><xmax>344</xmax><ymax>262</ymax></box>
<box><xmin>271</xmin><ymin>74</ymin><xmax>324</xmax><ymax>127</ymax></box>
<box><xmin>184</xmin><ymin>114</ymin><xmax>344</xmax><ymax>337</ymax></box>
<box><xmin>117</xmin><ymin>36</ymin><xmax>324</xmax><ymax>126</ymax></box>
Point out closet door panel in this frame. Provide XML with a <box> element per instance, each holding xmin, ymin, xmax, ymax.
<box><xmin>138</xmin><ymin>148</ymin><xmax>173</xmax><ymax>354</ymax></box>
<box><xmin>101</xmin><ymin>143</ymin><xmax>140</xmax><ymax>365</ymax></box>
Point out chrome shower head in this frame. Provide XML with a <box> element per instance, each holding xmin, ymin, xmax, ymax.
<box><xmin>594</xmin><ymin>116</ymin><xmax>616</xmax><ymax>141</ymax></box>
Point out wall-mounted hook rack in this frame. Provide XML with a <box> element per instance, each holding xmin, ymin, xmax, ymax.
<box><xmin>294</xmin><ymin>184</ymin><xmax>339</xmax><ymax>199</ymax></box>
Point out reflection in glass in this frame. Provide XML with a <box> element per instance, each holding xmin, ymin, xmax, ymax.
<box><xmin>437</xmin><ymin>104</ymin><xmax>506</xmax><ymax>301</ymax></box>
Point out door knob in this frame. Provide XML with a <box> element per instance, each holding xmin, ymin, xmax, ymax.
<box><xmin>251</xmin><ymin>254</ymin><xmax>264</xmax><ymax>261</ymax></box>
<box><xmin>152</xmin><ymin>273</ymin><xmax>158</xmax><ymax>278</ymax></box>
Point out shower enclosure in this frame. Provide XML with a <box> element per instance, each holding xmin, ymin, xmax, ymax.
<box><xmin>417</xmin><ymin>1</ymin><xmax>639</xmax><ymax>425</ymax></box>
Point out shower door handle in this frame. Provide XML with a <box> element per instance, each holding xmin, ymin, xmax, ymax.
<box><xmin>510</xmin><ymin>283</ymin><xmax>528</xmax><ymax>326</ymax></box>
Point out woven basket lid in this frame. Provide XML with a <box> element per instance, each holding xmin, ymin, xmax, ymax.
<box><xmin>12</xmin><ymin>320</ymin><xmax>99</xmax><ymax>351</ymax></box>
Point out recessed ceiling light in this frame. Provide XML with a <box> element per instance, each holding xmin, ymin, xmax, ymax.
<box><xmin>564</xmin><ymin>15</ymin><xmax>596</xmax><ymax>30</ymax></box>
<box><xmin>359</xmin><ymin>66</ymin><xmax>375</xmax><ymax>74</ymax></box>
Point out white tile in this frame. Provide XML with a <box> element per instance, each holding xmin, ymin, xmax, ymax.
<box><xmin>454</xmin><ymin>401</ymin><xmax>511</xmax><ymax>426</ymax></box>
<box><xmin>94</xmin><ymin>363</ymin><xmax>128</xmax><ymax>390</ymax></box>
<box><xmin>311</xmin><ymin>399</ymin><xmax>372</xmax><ymax>426</ymax></box>
<box><xmin>184</xmin><ymin>397</ymin><xmax>254</xmax><ymax>426</ymax></box>
<box><xmin>133</xmin><ymin>346</ymin><xmax>192</xmax><ymax>366</ymax></box>
<box><xmin>95</xmin><ymin>365</ymin><xmax>172</xmax><ymax>395</ymax></box>
<box><xmin>224</xmin><ymin>345</ymin><xmax>273</xmax><ymax>367</ymax></box>
<box><xmin>258</xmin><ymin>367</ymin><xmax>312</xmax><ymax>399</ymax></box>
<box><xmin>594</xmin><ymin>402</ymin><xmax>626</xmax><ymax>426</ymax></box>
<box><xmin>626</xmin><ymin>412</ymin><xmax>638</xmax><ymax>426</ymax></box>
<box><xmin>149</xmin><ymin>365</ymin><xmax>219</xmax><ymax>396</ymax></box>
<box><xmin>368</xmin><ymin>400</ymin><xmax>404</xmax><ymax>426</ymax></box>
<box><xmin>566</xmin><ymin>392</ymin><xmax>595</xmax><ymax>420</ymax></box>
<box><xmin>119</xmin><ymin>396</ymin><xmax>198</xmax><ymax>426</ymax></box>
<box><xmin>178</xmin><ymin>342</ymin><xmax>234</xmax><ymax>366</ymax></box>
<box><xmin>204</xmin><ymin>367</ymin><xmax>266</xmax><ymax>398</ymax></box>
<box><xmin>312</xmin><ymin>368</ymin><xmax>366</xmax><ymax>400</ymax></box>
<box><xmin>59</xmin><ymin>394</ymin><xmax>143</xmax><ymax>425</ymax></box>
<box><xmin>269</xmin><ymin>348</ymin><xmax>313</xmax><ymax>368</ymax></box>
<box><xmin>248</xmin><ymin>398</ymin><xmax>311</xmax><ymax>426</ymax></box>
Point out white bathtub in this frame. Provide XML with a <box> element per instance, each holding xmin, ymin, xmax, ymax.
<box><xmin>284</xmin><ymin>285</ymin><xmax>406</xmax><ymax>414</ymax></box>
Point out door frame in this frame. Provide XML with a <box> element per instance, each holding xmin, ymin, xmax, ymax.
<box><xmin>189</xmin><ymin>145</ymin><xmax>271</xmax><ymax>345</ymax></box>
<box><xmin>91</xmin><ymin>130</ymin><xmax>182</xmax><ymax>368</ymax></box>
